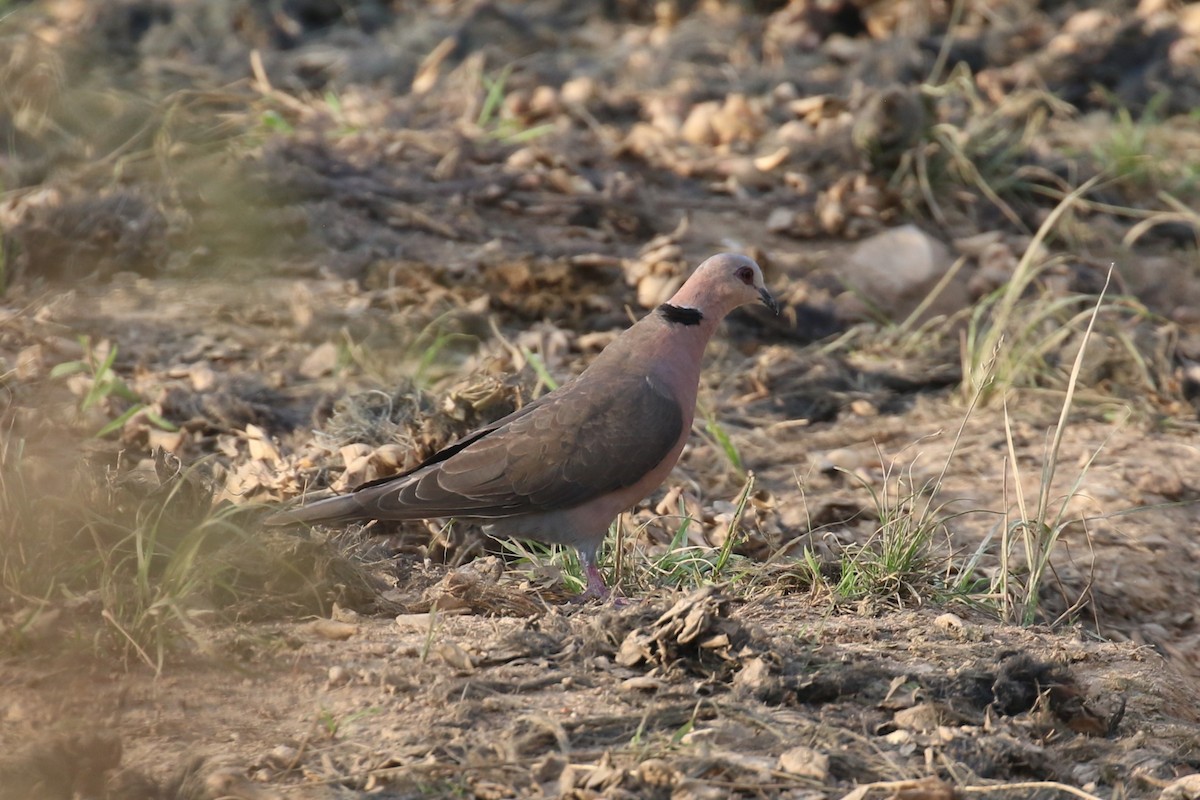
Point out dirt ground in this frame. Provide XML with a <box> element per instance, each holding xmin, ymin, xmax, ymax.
<box><xmin>2</xmin><ymin>1</ymin><xmax>1200</xmax><ymax>798</ymax></box>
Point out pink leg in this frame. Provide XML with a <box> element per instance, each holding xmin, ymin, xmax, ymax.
<box><xmin>581</xmin><ymin>559</ymin><xmax>610</xmax><ymax>601</ymax></box>
<box><xmin>575</xmin><ymin>550</ymin><xmax>627</xmax><ymax>605</ymax></box>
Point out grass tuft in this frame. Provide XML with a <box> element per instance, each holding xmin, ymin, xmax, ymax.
<box><xmin>0</xmin><ymin>443</ymin><xmax>372</xmax><ymax>671</ymax></box>
<box><xmin>960</xmin><ymin>177</ymin><xmax>1151</xmax><ymax>406</ymax></box>
<box><xmin>499</xmin><ymin>475</ymin><xmax>760</xmax><ymax>598</ymax></box>
<box><xmin>996</xmin><ymin>266</ymin><xmax>1120</xmax><ymax>625</ymax></box>
<box><xmin>49</xmin><ymin>336</ymin><xmax>177</xmax><ymax>438</ymax></box>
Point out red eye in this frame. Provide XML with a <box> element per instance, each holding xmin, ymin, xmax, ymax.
<box><xmin>736</xmin><ymin>266</ymin><xmax>754</xmax><ymax>285</ymax></box>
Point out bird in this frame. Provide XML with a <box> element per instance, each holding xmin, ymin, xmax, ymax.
<box><xmin>266</xmin><ymin>253</ymin><xmax>778</xmax><ymax>599</ymax></box>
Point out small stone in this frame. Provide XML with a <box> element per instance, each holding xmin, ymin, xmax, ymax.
<box><xmin>528</xmin><ymin>85</ymin><xmax>559</xmax><ymax>117</ymax></box>
<box><xmin>819</xmin><ymin>447</ymin><xmax>863</xmax><ymax>472</ymax></box>
<box><xmin>560</xmin><ymin>76</ymin><xmax>596</xmax><ymax>106</ymax></box>
<box><xmin>436</xmin><ymin>642</ymin><xmax>476</xmax><ymax>672</ymax></box>
<box><xmin>849</xmin><ymin>399</ymin><xmax>878</xmax><ymax>417</ymax></box>
<box><xmin>326</xmin><ymin>665</ymin><xmax>351</xmax><ymax>688</ymax></box>
<box><xmin>395</xmin><ymin>612</ymin><xmax>439</xmax><ymax>629</ymax></box>
<box><xmin>308</xmin><ymin>619</ymin><xmax>357</xmax><ymax>641</ymax></box>
<box><xmin>506</xmin><ymin>147</ymin><xmax>539</xmax><ymax>170</ymax></box>
<box><xmin>766</xmin><ymin>207</ymin><xmax>796</xmax><ymax>233</ymax></box>
<box><xmin>778</xmin><ymin>746</ymin><xmax>829</xmax><ymax>780</ymax></box>
<box><xmin>620</xmin><ymin>675</ymin><xmax>664</xmax><ymax>693</ymax></box>
<box><xmin>266</xmin><ymin>744</ymin><xmax>300</xmax><ymax>769</ymax></box>
<box><xmin>840</xmin><ymin>224</ymin><xmax>968</xmax><ymax>323</ymax></box>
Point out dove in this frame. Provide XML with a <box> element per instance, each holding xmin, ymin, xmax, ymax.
<box><xmin>266</xmin><ymin>253</ymin><xmax>778</xmax><ymax>599</ymax></box>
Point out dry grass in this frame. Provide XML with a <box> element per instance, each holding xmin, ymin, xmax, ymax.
<box><xmin>996</xmin><ymin>265</ymin><xmax>1117</xmax><ymax>625</ymax></box>
<box><xmin>0</xmin><ymin>441</ymin><xmax>374</xmax><ymax>670</ymax></box>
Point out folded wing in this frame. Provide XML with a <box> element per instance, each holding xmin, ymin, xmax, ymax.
<box><xmin>344</xmin><ymin>372</ymin><xmax>684</xmax><ymax>520</ymax></box>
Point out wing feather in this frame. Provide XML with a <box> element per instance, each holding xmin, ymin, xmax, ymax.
<box><xmin>345</xmin><ymin>372</ymin><xmax>684</xmax><ymax>520</ymax></box>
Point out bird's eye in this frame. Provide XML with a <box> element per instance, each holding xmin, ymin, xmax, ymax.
<box><xmin>735</xmin><ymin>266</ymin><xmax>754</xmax><ymax>285</ymax></box>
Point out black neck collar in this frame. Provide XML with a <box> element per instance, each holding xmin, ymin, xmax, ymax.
<box><xmin>658</xmin><ymin>303</ymin><xmax>703</xmax><ymax>326</ymax></box>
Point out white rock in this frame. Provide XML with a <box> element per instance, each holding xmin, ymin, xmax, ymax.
<box><xmin>778</xmin><ymin>746</ymin><xmax>829</xmax><ymax>780</ymax></box>
<box><xmin>840</xmin><ymin>224</ymin><xmax>967</xmax><ymax>322</ymax></box>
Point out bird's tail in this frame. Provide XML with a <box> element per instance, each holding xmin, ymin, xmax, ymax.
<box><xmin>263</xmin><ymin>492</ymin><xmax>372</xmax><ymax>526</ymax></box>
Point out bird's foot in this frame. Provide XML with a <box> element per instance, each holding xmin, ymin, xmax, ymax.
<box><xmin>569</xmin><ymin>561</ymin><xmax>629</xmax><ymax>606</ymax></box>
<box><xmin>569</xmin><ymin>588</ymin><xmax>631</xmax><ymax>607</ymax></box>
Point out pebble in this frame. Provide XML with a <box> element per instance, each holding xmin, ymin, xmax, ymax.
<box><xmin>307</xmin><ymin>619</ymin><xmax>357</xmax><ymax>641</ymax></box>
<box><xmin>777</xmin><ymin>745</ymin><xmax>829</xmax><ymax>780</ymax></box>
<box><xmin>326</xmin><ymin>665</ymin><xmax>351</xmax><ymax>688</ymax></box>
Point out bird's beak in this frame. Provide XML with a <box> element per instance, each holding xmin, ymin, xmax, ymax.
<box><xmin>759</xmin><ymin>287</ymin><xmax>780</xmax><ymax>316</ymax></box>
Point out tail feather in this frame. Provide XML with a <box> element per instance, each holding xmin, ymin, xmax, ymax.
<box><xmin>263</xmin><ymin>492</ymin><xmax>375</xmax><ymax>526</ymax></box>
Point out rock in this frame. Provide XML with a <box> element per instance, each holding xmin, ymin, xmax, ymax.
<box><xmin>766</xmin><ymin>207</ymin><xmax>797</xmax><ymax>233</ymax></box>
<box><xmin>325</xmin><ymin>666</ymin><xmax>351</xmax><ymax>688</ymax></box>
<box><xmin>560</xmin><ymin>76</ymin><xmax>596</xmax><ymax>106</ymax></box>
<box><xmin>838</xmin><ymin>224</ymin><xmax>968</xmax><ymax>323</ymax></box>
<box><xmin>778</xmin><ymin>746</ymin><xmax>829</xmax><ymax>780</ymax></box>
<box><xmin>435</xmin><ymin>641</ymin><xmax>476</xmax><ymax>672</ymax></box>
<box><xmin>849</xmin><ymin>399</ymin><xmax>877</xmax><ymax>417</ymax></box>
<box><xmin>817</xmin><ymin>447</ymin><xmax>864</xmax><ymax>472</ymax></box>
<box><xmin>265</xmin><ymin>744</ymin><xmax>300</xmax><ymax>769</ymax></box>
<box><xmin>307</xmin><ymin>619</ymin><xmax>357</xmax><ymax>641</ymax></box>
<box><xmin>620</xmin><ymin>675</ymin><xmax>665</xmax><ymax>693</ymax></box>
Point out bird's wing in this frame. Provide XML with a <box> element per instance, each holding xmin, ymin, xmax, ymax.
<box><xmin>352</xmin><ymin>372</ymin><xmax>684</xmax><ymax>519</ymax></box>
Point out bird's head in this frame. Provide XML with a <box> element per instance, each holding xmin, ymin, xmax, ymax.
<box><xmin>665</xmin><ymin>253</ymin><xmax>779</xmax><ymax>322</ymax></box>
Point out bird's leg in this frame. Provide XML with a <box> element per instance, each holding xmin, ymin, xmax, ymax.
<box><xmin>581</xmin><ymin>560</ymin><xmax>610</xmax><ymax>601</ymax></box>
<box><xmin>576</xmin><ymin>548</ymin><xmax>630</xmax><ymax>605</ymax></box>
<box><xmin>574</xmin><ymin>548</ymin><xmax>611</xmax><ymax>601</ymax></box>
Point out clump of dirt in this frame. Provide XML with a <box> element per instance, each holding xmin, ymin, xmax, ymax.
<box><xmin>5</xmin><ymin>191</ymin><xmax>169</xmax><ymax>282</ymax></box>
